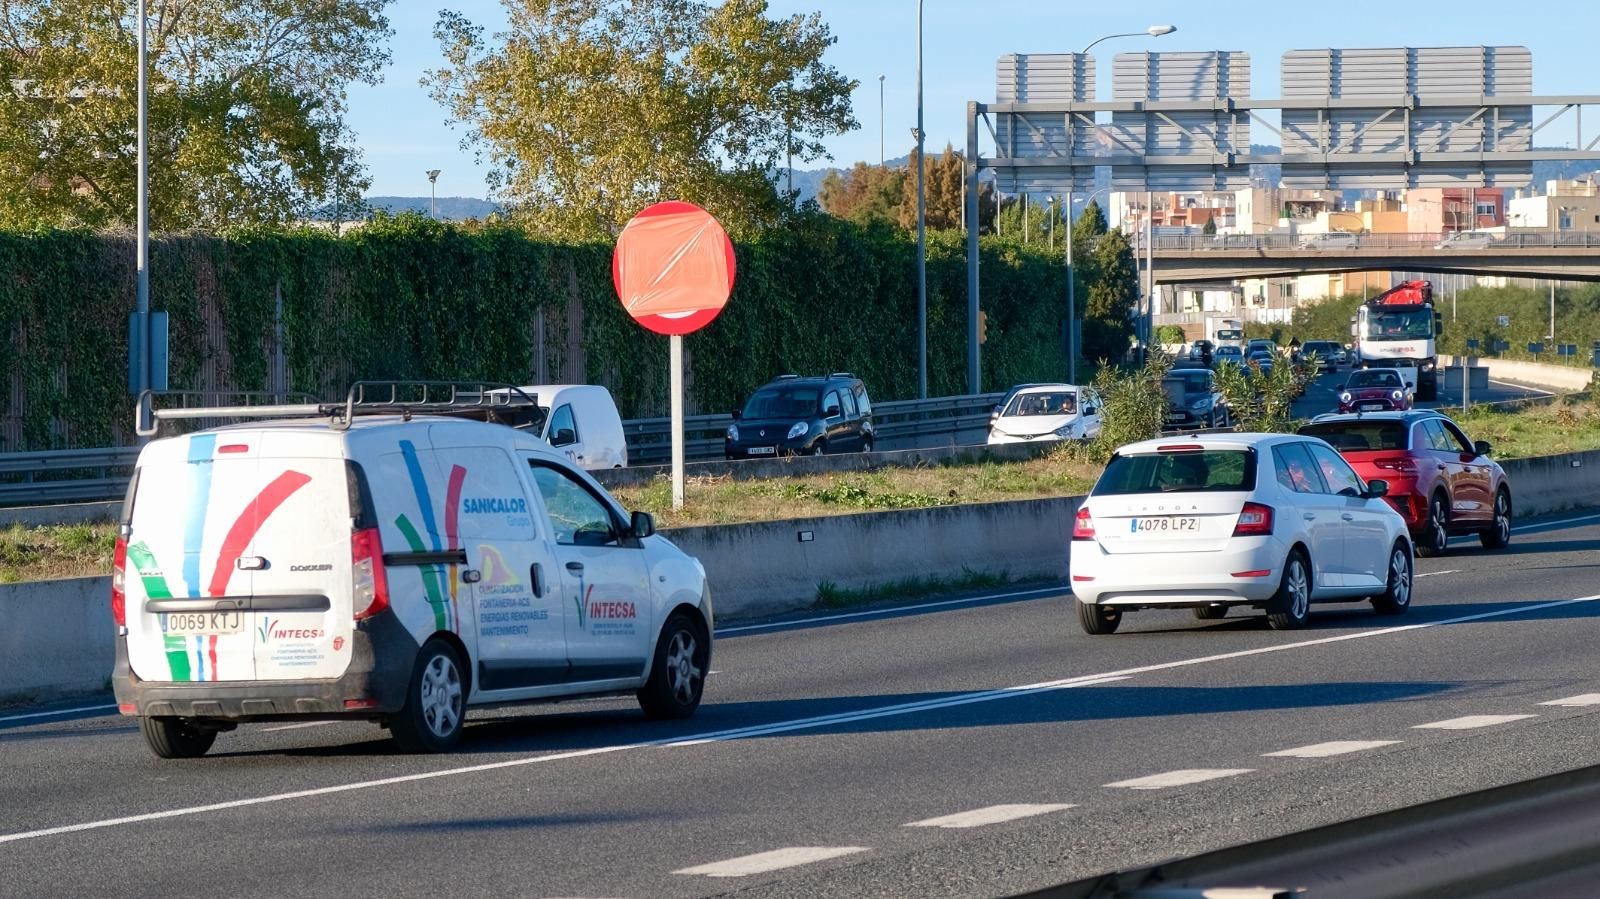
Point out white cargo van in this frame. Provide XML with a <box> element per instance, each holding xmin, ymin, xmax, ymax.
<box><xmin>113</xmin><ymin>383</ymin><xmax>711</xmax><ymax>758</ymax></box>
<box><xmin>517</xmin><ymin>384</ymin><xmax>629</xmax><ymax>470</ymax></box>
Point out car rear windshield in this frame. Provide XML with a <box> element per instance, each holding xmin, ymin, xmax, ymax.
<box><xmin>743</xmin><ymin>386</ymin><xmax>821</xmax><ymax>418</ymax></box>
<box><xmin>1162</xmin><ymin>373</ymin><xmax>1211</xmax><ymax>401</ymax></box>
<box><xmin>1094</xmin><ymin>449</ymin><xmax>1256</xmax><ymax>495</ymax></box>
<box><xmin>1299</xmin><ymin>421</ymin><xmax>1408</xmax><ymax>452</ymax></box>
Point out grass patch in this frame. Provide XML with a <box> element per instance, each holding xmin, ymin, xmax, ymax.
<box><xmin>613</xmin><ymin>445</ymin><xmax>1101</xmax><ymax>528</ymax></box>
<box><xmin>0</xmin><ymin>522</ymin><xmax>117</xmax><ymax>584</ymax></box>
<box><xmin>1458</xmin><ymin>394</ymin><xmax>1600</xmax><ymax>459</ymax></box>
<box><xmin>815</xmin><ymin>567</ymin><xmax>1016</xmax><ymax>609</ymax></box>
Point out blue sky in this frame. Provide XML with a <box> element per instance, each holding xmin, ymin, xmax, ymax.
<box><xmin>346</xmin><ymin>0</ymin><xmax>1598</xmax><ymax>197</ymax></box>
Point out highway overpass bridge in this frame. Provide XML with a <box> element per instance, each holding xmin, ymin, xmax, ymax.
<box><xmin>1148</xmin><ymin>233</ymin><xmax>1600</xmax><ymax>283</ymax></box>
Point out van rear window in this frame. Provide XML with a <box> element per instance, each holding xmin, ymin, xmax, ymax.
<box><xmin>1094</xmin><ymin>450</ymin><xmax>1256</xmax><ymax>495</ymax></box>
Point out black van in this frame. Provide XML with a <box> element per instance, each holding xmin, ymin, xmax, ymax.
<box><xmin>725</xmin><ymin>374</ymin><xmax>875</xmax><ymax>458</ymax></box>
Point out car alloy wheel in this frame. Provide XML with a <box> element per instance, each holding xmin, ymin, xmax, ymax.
<box><xmin>1419</xmin><ymin>495</ymin><xmax>1449</xmax><ymax>557</ymax></box>
<box><xmin>1372</xmin><ymin>543</ymin><xmax>1413</xmax><ymax>615</ymax></box>
<box><xmin>665</xmin><ymin>629</ymin><xmax>703</xmax><ymax>707</ymax></box>
<box><xmin>1267</xmin><ymin>552</ymin><xmax>1311</xmax><ymax>630</ymax></box>
<box><xmin>1482</xmin><ymin>490</ymin><xmax>1512</xmax><ymax>549</ymax></box>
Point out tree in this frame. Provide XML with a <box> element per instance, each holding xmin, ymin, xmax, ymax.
<box><xmin>818</xmin><ymin>161</ymin><xmax>906</xmax><ymax>226</ymax></box>
<box><xmin>1074</xmin><ymin>199</ymin><xmax>1108</xmax><ymax>243</ymax></box>
<box><xmin>0</xmin><ymin>0</ymin><xmax>392</xmax><ymax>230</ymax></box>
<box><xmin>426</xmin><ymin>0</ymin><xmax>857</xmax><ymax>238</ymax></box>
<box><xmin>1202</xmin><ymin>216</ymin><xmax>1218</xmax><ymax>236</ymax></box>
<box><xmin>1079</xmin><ymin>227</ymin><xmax>1138</xmax><ymax>362</ymax></box>
<box><xmin>898</xmin><ymin>144</ymin><xmax>969</xmax><ymax>231</ymax></box>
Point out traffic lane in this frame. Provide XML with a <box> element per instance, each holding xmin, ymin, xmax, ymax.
<box><xmin>6</xmin><ymin>557</ymin><xmax>1600</xmax><ymax>899</ymax></box>
<box><xmin>4</xmin><ymin>514</ymin><xmax>1597</xmax><ymax>837</ymax></box>
<box><xmin>1291</xmin><ymin>367</ymin><xmax>1547</xmax><ymax>419</ymax></box>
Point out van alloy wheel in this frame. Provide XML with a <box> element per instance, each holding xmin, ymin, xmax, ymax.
<box><xmin>665</xmin><ymin>630</ymin><xmax>703</xmax><ymax>707</ymax></box>
<box><xmin>389</xmin><ymin>640</ymin><xmax>467</xmax><ymax>753</ymax></box>
<box><xmin>419</xmin><ymin>654</ymin><xmax>463</xmax><ymax>740</ymax></box>
<box><xmin>639</xmin><ymin>613</ymin><xmax>709</xmax><ymax>719</ymax></box>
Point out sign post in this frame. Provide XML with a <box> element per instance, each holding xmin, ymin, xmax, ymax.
<box><xmin>613</xmin><ymin>201</ymin><xmax>736</xmax><ymax>510</ymax></box>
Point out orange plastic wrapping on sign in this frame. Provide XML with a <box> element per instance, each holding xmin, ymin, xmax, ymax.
<box><xmin>612</xmin><ymin>201</ymin><xmax>736</xmax><ymax>335</ymax></box>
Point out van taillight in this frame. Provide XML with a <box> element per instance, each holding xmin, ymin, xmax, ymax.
<box><xmin>111</xmin><ymin>536</ymin><xmax>128</xmax><ymax>627</ymax></box>
<box><xmin>1233</xmin><ymin>503</ymin><xmax>1274</xmax><ymax>537</ymax></box>
<box><xmin>351</xmin><ymin>528</ymin><xmax>389</xmax><ymax>621</ymax></box>
<box><xmin>1072</xmin><ymin>507</ymin><xmax>1096</xmax><ymax>541</ymax></box>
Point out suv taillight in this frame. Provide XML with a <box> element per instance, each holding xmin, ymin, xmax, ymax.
<box><xmin>351</xmin><ymin>528</ymin><xmax>390</xmax><ymax>621</ymax></box>
<box><xmin>1072</xmin><ymin>507</ymin><xmax>1096</xmax><ymax>541</ymax></box>
<box><xmin>1233</xmin><ymin>502</ymin><xmax>1274</xmax><ymax>537</ymax></box>
<box><xmin>111</xmin><ymin>536</ymin><xmax>128</xmax><ymax>627</ymax></box>
<box><xmin>1373</xmin><ymin>456</ymin><xmax>1417</xmax><ymax>473</ymax></box>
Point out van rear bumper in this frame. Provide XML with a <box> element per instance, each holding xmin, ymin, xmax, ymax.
<box><xmin>112</xmin><ymin>612</ymin><xmax>420</xmax><ymax>721</ymax></box>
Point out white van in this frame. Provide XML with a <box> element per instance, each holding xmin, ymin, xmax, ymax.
<box><xmin>516</xmin><ymin>384</ymin><xmax>629</xmax><ymax>470</ymax></box>
<box><xmin>113</xmin><ymin>383</ymin><xmax>711</xmax><ymax>758</ymax></box>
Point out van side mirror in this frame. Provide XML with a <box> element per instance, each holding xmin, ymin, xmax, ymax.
<box><xmin>1364</xmin><ymin>478</ymin><xmax>1390</xmax><ymax>499</ymax></box>
<box><xmin>630</xmin><ymin>510</ymin><xmax>655</xmax><ymax>539</ymax></box>
<box><xmin>1473</xmin><ymin>440</ymin><xmax>1492</xmax><ymax>457</ymax></box>
<box><xmin>552</xmin><ymin>427</ymin><xmax>577</xmax><ymax>447</ymax></box>
<box><xmin>823</xmin><ymin>403</ymin><xmax>841</xmax><ymax>418</ymax></box>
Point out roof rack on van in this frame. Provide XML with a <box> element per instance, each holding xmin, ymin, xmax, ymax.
<box><xmin>136</xmin><ymin>381</ymin><xmax>540</xmax><ymax>437</ymax></box>
<box><xmin>772</xmin><ymin>374</ymin><xmax>799</xmax><ymax>380</ymax></box>
<box><xmin>830</xmin><ymin>372</ymin><xmax>856</xmax><ymax>379</ymax></box>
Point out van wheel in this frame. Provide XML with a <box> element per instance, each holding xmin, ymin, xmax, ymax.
<box><xmin>809</xmin><ymin>441</ymin><xmax>827</xmax><ymax>456</ymax></box>
<box><xmin>1267</xmin><ymin>551</ymin><xmax>1312</xmax><ymax>630</ymax></box>
<box><xmin>1481</xmin><ymin>489</ymin><xmax>1512</xmax><ymax>549</ymax></box>
<box><xmin>1371</xmin><ymin>542</ymin><xmax>1413</xmax><ymax>615</ymax></box>
<box><xmin>139</xmin><ymin>716</ymin><xmax>217</xmax><ymax>759</ymax></box>
<box><xmin>862</xmin><ymin>437</ymin><xmax>875</xmax><ymax>455</ymax></box>
<box><xmin>638</xmin><ymin>613</ymin><xmax>708</xmax><ymax>719</ymax></box>
<box><xmin>389</xmin><ymin>639</ymin><xmax>465</xmax><ymax>753</ymax></box>
<box><xmin>1077</xmin><ymin>601</ymin><xmax>1122</xmax><ymax>635</ymax></box>
<box><xmin>1417</xmin><ymin>494</ymin><xmax>1449</xmax><ymax>557</ymax></box>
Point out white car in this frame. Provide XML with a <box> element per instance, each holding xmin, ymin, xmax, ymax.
<box><xmin>1435</xmin><ymin>231</ymin><xmax>1498</xmax><ymax>250</ymax></box>
<box><xmin>988</xmin><ymin>384</ymin><xmax>1103</xmax><ymax>444</ymax></box>
<box><xmin>1297</xmin><ymin>232</ymin><xmax>1360</xmax><ymax>250</ymax></box>
<box><xmin>1070</xmin><ymin>433</ymin><xmax>1413</xmax><ymax>634</ymax></box>
<box><xmin>115</xmin><ymin>383</ymin><xmax>712</xmax><ymax>758</ymax></box>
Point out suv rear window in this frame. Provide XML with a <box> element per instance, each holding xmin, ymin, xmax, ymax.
<box><xmin>1299</xmin><ymin>420</ymin><xmax>1408</xmax><ymax>451</ymax></box>
<box><xmin>1094</xmin><ymin>450</ymin><xmax>1256</xmax><ymax>495</ymax></box>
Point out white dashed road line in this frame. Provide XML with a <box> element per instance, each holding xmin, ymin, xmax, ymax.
<box><xmin>905</xmin><ymin>804</ymin><xmax>1075</xmax><ymax>829</ymax></box>
<box><xmin>1415</xmin><ymin>570</ymin><xmax>1459</xmax><ymax>578</ymax></box>
<box><xmin>1414</xmin><ymin>714</ymin><xmax>1537</xmax><ymax>730</ymax></box>
<box><xmin>673</xmin><ymin>847</ymin><xmax>869</xmax><ymax>877</ymax></box>
<box><xmin>1540</xmin><ymin>694</ymin><xmax>1600</xmax><ymax>707</ymax></box>
<box><xmin>1263</xmin><ymin>740</ymin><xmax>1402</xmax><ymax>758</ymax></box>
<box><xmin>1105</xmin><ymin>769</ymin><xmax>1254</xmax><ymax>790</ymax></box>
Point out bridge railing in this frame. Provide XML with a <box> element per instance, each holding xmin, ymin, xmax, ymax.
<box><xmin>1150</xmin><ymin>232</ymin><xmax>1600</xmax><ymax>251</ymax></box>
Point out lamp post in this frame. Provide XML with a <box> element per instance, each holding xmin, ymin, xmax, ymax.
<box><xmin>878</xmin><ymin>75</ymin><xmax>886</xmax><ymax>166</ymax></box>
<box><xmin>916</xmin><ymin>0</ymin><xmax>927</xmax><ymax>398</ymax></box>
<box><xmin>134</xmin><ymin>0</ymin><xmax>150</xmax><ymax>399</ymax></box>
<box><xmin>426</xmin><ymin>170</ymin><xmax>441</xmax><ymax>219</ymax></box>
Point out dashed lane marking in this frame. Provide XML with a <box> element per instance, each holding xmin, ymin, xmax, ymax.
<box><xmin>905</xmin><ymin>804</ymin><xmax>1075</xmax><ymax>829</ymax></box>
<box><xmin>1104</xmin><ymin>769</ymin><xmax>1254</xmax><ymax>790</ymax></box>
<box><xmin>673</xmin><ymin>847</ymin><xmax>869</xmax><ymax>877</ymax></box>
<box><xmin>1263</xmin><ymin>740</ymin><xmax>1401</xmax><ymax>758</ymax></box>
<box><xmin>1414</xmin><ymin>714</ymin><xmax>1537</xmax><ymax>730</ymax></box>
<box><xmin>1540</xmin><ymin>694</ymin><xmax>1600</xmax><ymax>707</ymax></box>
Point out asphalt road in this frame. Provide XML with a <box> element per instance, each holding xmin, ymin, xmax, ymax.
<box><xmin>6</xmin><ymin>511</ymin><xmax>1600</xmax><ymax>898</ymax></box>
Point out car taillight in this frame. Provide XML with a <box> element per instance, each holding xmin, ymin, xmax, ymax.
<box><xmin>1233</xmin><ymin>502</ymin><xmax>1274</xmax><ymax>536</ymax></box>
<box><xmin>1072</xmin><ymin>507</ymin><xmax>1096</xmax><ymax>541</ymax></box>
<box><xmin>351</xmin><ymin>527</ymin><xmax>390</xmax><ymax>621</ymax></box>
<box><xmin>1373</xmin><ymin>456</ymin><xmax>1417</xmax><ymax>473</ymax></box>
<box><xmin>111</xmin><ymin>536</ymin><xmax>128</xmax><ymax>627</ymax></box>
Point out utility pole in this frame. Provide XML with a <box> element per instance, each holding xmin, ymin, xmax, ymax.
<box><xmin>878</xmin><ymin>75</ymin><xmax>886</xmax><ymax>166</ymax></box>
<box><xmin>134</xmin><ymin>0</ymin><xmax>150</xmax><ymax>398</ymax></box>
<box><xmin>915</xmin><ymin>1</ymin><xmax>928</xmax><ymax>398</ymax></box>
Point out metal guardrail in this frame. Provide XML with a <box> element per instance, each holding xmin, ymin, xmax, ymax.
<box><xmin>1151</xmin><ymin>231</ymin><xmax>1600</xmax><ymax>252</ymax></box>
<box><xmin>0</xmin><ymin>392</ymin><xmax>1009</xmax><ymax>507</ymax></box>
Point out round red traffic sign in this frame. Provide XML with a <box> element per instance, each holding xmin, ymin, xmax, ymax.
<box><xmin>612</xmin><ymin>201</ymin><xmax>736</xmax><ymax>336</ymax></box>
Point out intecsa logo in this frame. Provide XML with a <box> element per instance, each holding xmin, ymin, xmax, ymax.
<box><xmin>258</xmin><ymin>617</ymin><xmax>277</xmax><ymax>643</ymax></box>
<box><xmin>258</xmin><ymin>618</ymin><xmax>325</xmax><ymax>643</ymax></box>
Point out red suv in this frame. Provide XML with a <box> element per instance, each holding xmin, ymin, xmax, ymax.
<box><xmin>1298</xmin><ymin>411</ymin><xmax>1512</xmax><ymax>556</ymax></box>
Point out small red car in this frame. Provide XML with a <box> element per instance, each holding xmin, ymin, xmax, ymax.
<box><xmin>1336</xmin><ymin>368</ymin><xmax>1413</xmax><ymax>413</ymax></box>
<box><xmin>1298</xmin><ymin>411</ymin><xmax>1512</xmax><ymax>556</ymax></box>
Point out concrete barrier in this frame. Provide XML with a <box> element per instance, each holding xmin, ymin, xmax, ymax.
<box><xmin>1499</xmin><ymin>448</ymin><xmax>1600</xmax><ymax>517</ymax></box>
<box><xmin>595</xmin><ymin>440</ymin><xmax>1054</xmax><ymax>490</ymax></box>
<box><xmin>0</xmin><ymin>576</ymin><xmax>115</xmax><ymax>704</ymax></box>
<box><xmin>1440</xmin><ymin>355</ymin><xmax>1594</xmax><ymax>393</ymax></box>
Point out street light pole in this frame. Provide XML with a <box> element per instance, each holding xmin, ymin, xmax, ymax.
<box><xmin>134</xmin><ymin>0</ymin><xmax>150</xmax><ymax>398</ymax></box>
<box><xmin>878</xmin><ymin>75</ymin><xmax>886</xmax><ymax>166</ymax></box>
<box><xmin>426</xmin><ymin>169</ymin><xmax>440</xmax><ymax>219</ymax></box>
<box><xmin>916</xmin><ymin>0</ymin><xmax>928</xmax><ymax>398</ymax></box>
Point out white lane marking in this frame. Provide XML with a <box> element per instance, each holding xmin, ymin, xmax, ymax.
<box><xmin>1513</xmin><ymin>512</ymin><xmax>1600</xmax><ymax>533</ymax></box>
<box><xmin>905</xmin><ymin>804</ymin><xmax>1075</xmax><ymax>829</ymax></box>
<box><xmin>1414</xmin><ymin>714</ymin><xmax>1537</xmax><ymax>730</ymax></box>
<box><xmin>1264</xmin><ymin>740</ymin><xmax>1401</xmax><ymax>758</ymax></box>
<box><xmin>1105</xmin><ymin>769</ymin><xmax>1253</xmax><ymax>790</ymax></box>
<box><xmin>259</xmin><ymin>721</ymin><xmax>340</xmax><ymax>733</ymax></box>
<box><xmin>1540</xmin><ymin>693</ymin><xmax>1600</xmax><ymax>707</ymax></box>
<box><xmin>1488</xmin><ymin>379</ymin><xmax>1553</xmax><ymax>397</ymax></box>
<box><xmin>716</xmin><ymin>586</ymin><xmax>1067</xmax><ymax>635</ymax></box>
<box><xmin>1415</xmin><ymin>570</ymin><xmax>1459</xmax><ymax>578</ymax></box>
<box><xmin>6</xmin><ymin>594</ymin><xmax>1598</xmax><ymax>845</ymax></box>
<box><xmin>0</xmin><ymin>704</ymin><xmax>118</xmax><ymax>725</ymax></box>
<box><xmin>673</xmin><ymin>847</ymin><xmax>869</xmax><ymax>877</ymax></box>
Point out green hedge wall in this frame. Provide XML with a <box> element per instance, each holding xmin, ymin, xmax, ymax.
<box><xmin>1</xmin><ymin>213</ymin><xmax>1084</xmax><ymax>450</ymax></box>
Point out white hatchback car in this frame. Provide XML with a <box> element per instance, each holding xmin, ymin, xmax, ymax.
<box><xmin>988</xmin><ymin>384</ymin><xmax>1103</xmax><ymax>444</ymax></box>
<box><xmin>1070</xmin><ymin>433</ymin><xmax>1413</xmax><ymax>634</ymax></box>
